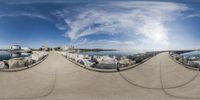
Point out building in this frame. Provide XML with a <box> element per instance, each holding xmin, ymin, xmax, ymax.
<box><xmin>62</xmin><ymin>45</ymin><xmax>68</xmax><ymax>51</ymax></box>
<box><xmin>10</xmin><ymin>45</ymin><xmax>21</xmax><ymax>50</ymax></box>
<box><xmin>41</xmin><ymin>45</ymin><xmax>48</xmax><ymax>51</ymax></box>
<box><xmin>22</xmin><ymin>47</ymin><xmax>31</xmax><ymax>51</ymax></box>
<box><xmin>21</xmin><ymin>47</ymin><xmax>32</xmax><ymax>53</ymax></box>
<box><xmin>67</xmin><ymin>45</ymin><xmax>77</xmax><ymax>53</ymax></box>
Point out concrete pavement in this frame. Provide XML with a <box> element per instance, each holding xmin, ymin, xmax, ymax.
<box><xmin>0</xmin><ymin>52</ymin><xmax>200</xmax><ymax>100</ymax></box>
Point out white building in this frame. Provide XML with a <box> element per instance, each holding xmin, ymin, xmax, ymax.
<box><xmin>21</xmin><ymin>47</ymin><xmax>31</xmax><ymax>52</ymax></box>
<box><xmin>10</xmin><ymin>45</ymin><xmax>21</xmax><ymax>50</ymax></box>
<box><xmin>62</xmin><ymin>45</ymin><xmax>68</xmax><ymax>51</ymax></box>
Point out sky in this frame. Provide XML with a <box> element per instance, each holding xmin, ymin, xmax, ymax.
<box><xmin>0</xmin><ymin>0</ymin><xmax>200</xmax><ymax>51</ymax></box>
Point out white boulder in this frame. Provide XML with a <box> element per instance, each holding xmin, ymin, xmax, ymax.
<box><xmin>24</xmin><ymin>57</ymin><xmax>35</xmax><ymax>66</ymax></box>
<box><xmin>118</xmin><ymin>58</ymin><xmax>136</xmax><ymax>67</ymax></box>
<box><xmin>7</xmin><ymin>58</ymin><xmax>26</xmax><ymax>69</ymax></box>
<box><xmin>77</xmin><ymin>59</ymin><xmax>95</xmax><ymax>67</ymax></box>
<box><xmin>95</xmin><ymin>56</ymin><xmax>118</xmax><ymax>69</ymax></box>
<box><xmin>0</xmin><ymin>61</ymin><xmax>6</xmax><ymax>69</ymax></box>
<box><xmin>30</xmin><ymin>52</ymin><xmax>47</xmax><ymax>62</ymax></box>
<box><xmin>30</xmin><ymin>54</ymin><xmax>41</xmax><ymax>62</ymax></box>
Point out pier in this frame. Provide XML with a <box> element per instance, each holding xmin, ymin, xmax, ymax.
<box><xmin>0</xmin><ymin>52</ymin><xmax>200</xmax><ymax>100</ymax></box>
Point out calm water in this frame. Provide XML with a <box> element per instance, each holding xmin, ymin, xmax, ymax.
<box><xmin>181</xmin><ymin>51</ymin><xmax>200</xmax><ymax>57</ymax></box>
<box><xmin>0</xmin><ymin>51</ymin><xmax>30</xmax><ymax>61</ymax></box>
<box><xmin>79</xmin><ymin>50</ymin><xmax>140</xmax><ymax>57</ymax></box>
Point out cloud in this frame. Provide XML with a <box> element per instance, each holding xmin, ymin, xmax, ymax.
<box><xmin>6</xmin><ymin>0</ymin><xmax>72</xmax><ymax>5</ymax></box>
<box><xmin>0</xmin><ymin>1</ymin><xmax>190</xmax><ymax>50</ymax></box>
<box><xmin>0</xmin><ymin>12</ymin><xmax>52</xmax><ymax>22</ymax></box>
<box><xmin>183</xmin><ymin>13</ymin><xmax>200</xmax><ymax>19</ymax></box>
<box><xmin>74</xmin><ymin>39</ymin><xmax>136</xmax><ymax>50</ymax></box>
<box><xmin>54</xmin><ymin>1</ymin><xmax>188</xmax><ymax>47</ymax></box>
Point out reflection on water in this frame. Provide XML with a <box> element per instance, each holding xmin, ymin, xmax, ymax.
<box><xmin>0</xmin><ymin>51</ymin><xmax>11</xmax><ymax>61</ymax></box>
<box><xmin>181</xmin><ymin>51</ymin><xmax>200</xmax><ymax>58</ymax></box>
<box><xmin>11</xmin><ymin>53</ymin><xmax>21</xmax><ymax>58</ymax></box>
<box><xmin>0</xmin><ymin>51</ymin><xmax>30</xmax><ymax>61</ymax></box>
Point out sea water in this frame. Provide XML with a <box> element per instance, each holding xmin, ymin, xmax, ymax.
<box><xmin>181</xmin><ymin>51</ymin><xmax>200</xmax><ymax>58</ymax></box>
<box><xmin>0</xmin><ymin>51</ymin><xmax>30</xmax><ymax>61</ymax></box>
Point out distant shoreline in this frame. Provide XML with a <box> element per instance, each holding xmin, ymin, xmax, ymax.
<box><xmin>0</xmin><ymin>49</ymin><xmax>10</xmax><ymax>51</ymax></box>
<box><xmin>77</xmin><ymin>48</ymin><xmax>117</xmax><ymax>53</ymax></box>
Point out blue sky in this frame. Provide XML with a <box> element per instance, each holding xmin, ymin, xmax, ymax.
<box><xmin>0</xmin><ymin>0</ymin><xmax>200</xmax><ymax>51</ymax></box>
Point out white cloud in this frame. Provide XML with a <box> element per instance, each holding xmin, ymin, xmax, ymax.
<box><xmin>74</xmin><ymin>39</ymin><xmax>136</xmax><ymax>50</ymax></box>
<box><xmin>183</xmin><ymin>13</ymin><xmax>200</xmax><ymax>19</ymax></box>
<box><xmin>7</xmin><ymin>0</ymin><xmax>74</xmax><ymax>5</ymax></box>
<box><xmin>0</xmin><ymin>12</ymin><xmax>52</xmax><ymax>22</ymax></box>
<box><xmin>55</xmin><ymin>1</ymin><xmax>188</xmax><ymax>47</ymax></box>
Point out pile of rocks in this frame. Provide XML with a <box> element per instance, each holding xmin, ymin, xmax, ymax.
<box><xmin>61</xmin><ymin>52</ymin><xmax>94</xmax><ymax>67</ymax></box>
<box><xmin>77</xmin><ymin>59</ymin><xmax>95</xmax><ymax>68</ymax></box>
<box><xmin>0</xmin><ymin>52</ymin><xmax>48</xmax><ymax>69</ymax></box>
<box><xmin>0</xmin><ymin>61</ymin><xmax>8</xmax><ymax>69</ymax></box>
<box><xmin>169</xmin><ymin>51</ymin><xmax>200</xmax><ymax>68</ymax></box>
<box><xmin>94</xmin><ymin>56</ymin><xmax>118</xmax><ymax>69</ymax></box>
<box><xmin>58</xmin><ymin>52</ymin><xmax>140</xmax><ymax>69</ymax></box>
<box><xmin>118</xmin><ymin>56</ymin><xmax>136</xmax><ymax>67</ymax></box>
<box><xmin>58</xmin><ymin>51</ymin><xmax>158</xmax><ymax>69</ymax></box>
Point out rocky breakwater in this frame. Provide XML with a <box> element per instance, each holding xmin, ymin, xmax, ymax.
<box><xmin>0</xmin><ymin>51</ymin><xmax>48</xmax><ymax>71</ymax></box>
<box><xmin>169</xmin><ymin>51</ymin><xmax>200</xmax><ymax>69</ymax></box>
<box><xmin>58</xmin><ymin>52</ymin><xmax>156</xmax><ymax>69</ymax></box>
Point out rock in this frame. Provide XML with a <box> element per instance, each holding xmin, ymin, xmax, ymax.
<box><xmin>24</xmin><ymin>57</ymin><xmax>35</xmax><ymax>66</ymax></box>
<box><xmin>118</xmin><ymin>58</ymin><xmax>136</xmax><ymax>67</ymax></box>
<box><xmin>96</xmin><ymin>57</ymin><xmax>104</xmax><ymax>62</ymax></box>
<box><xmin>80</xmin><ymin>59</ymin><xmax>95</xmax><ymax>67</ymax></box>
<box><xmin>95</xmin><ymin>56</ymin><xmax>118</xmax><ymax>69</ymax></box>
<box><xmin>78</xmin><ymin>55</ymin><xmax>84</xmax><ymax>59</ymax></box>
<box><xmin>188</xmin><ymin>61</ymin><xmax>200</xmax><ymax>68</ymax></box>
<box><xmin>30</xmin><ymin>54</ymin><xmax>41</xmax><ymax>62</ymax></box>
<box><xmin>100</xmin><ymin>56</ymin><xmax>117</xmax><ymax>64</ymax></box>
<box><xmin>30</xmin><ymin>52</ymin><xmax>47</xmax><ymax>62</ymax></box>
<box><xmin>84</xmin><ymin>60</ymin><xmax>95</xmax><ymax>67</ymax></box>
<box><xmin>2</xmin><ymin>61</ymin><xmax>9</xmax><ymax>69</ymax></box>
<box><xmin>0</xmin><ymin>61</ymin><xmax>6</xmax><ymax>69</ymax></box>
<box><xmin>7</xmin><ymin>59</ymin><xmax>26</xmax><ymax>69</ymax></box>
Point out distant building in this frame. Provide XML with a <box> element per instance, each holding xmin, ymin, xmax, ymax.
<box><xmin>41</xmin><ymin>45</ymin><xmax>48</xmax><ymax>51</ymax></box>
<box><xmin>10</xmin><ymin>45</ymin><xmax>21</xmax><ymax>50</ymax></box>
<box><xmin>67</xmin><ymin>45</ymin><xmax>76</xmax><ymax>53</ymax></box>
<box><xmin>62</xmin><ymin>45</ymin><xmax>68</xmax><ymax>51</ymax></box>
<box><xmin>68</xmin><ymin>45</ymin><xmax>75</xmax><ymax>50</ymax></box>
<box><xmin>21</xmin><ymin>47</ymin><xmax>31</xmax><ymax>52</ymax></box>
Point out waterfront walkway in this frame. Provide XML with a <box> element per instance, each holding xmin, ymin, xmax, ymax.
<box><xmin>0</xmin><ymin>52</ymin><xmax>200</xmax><ymax>100</ymax></box>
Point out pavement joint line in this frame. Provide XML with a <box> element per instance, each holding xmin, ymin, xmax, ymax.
<box><xmin>0</xmin><ymin>54</ymin><xmax>56</xmax><ymax>99</ymax></box>
<box><xmin>118</xmin><ymin>71</ymin><xmax>162</xmax><ymax>90</ymax></box>
<box><xmin>0</xmin><ymin>59</ymin><xmax>83</xmax><ymax>100</ymax></box>
<box><xmin>64</xmin><ymin>52</ymin><xmax>200</xmax><ymax>90</ymax></box>
<box><xmin>160</xmin><ymin>56</ymin><xmax>200</xmax><ymax>99</ymax></box>
<box><xmin>118</xmin><ymin>52</ymin><xmax>200</xmax><ymax>90</ymax></box>
<box><xmin>0</xmin><ymin>61</ymin><xmax>57</xmax><ymax>100</ymax></box>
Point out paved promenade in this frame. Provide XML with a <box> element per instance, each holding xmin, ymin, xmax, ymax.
<box><xmin>0</xmin><ymin>52</ymin><xmax>200</xmax><ymax>100</ymax></box>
